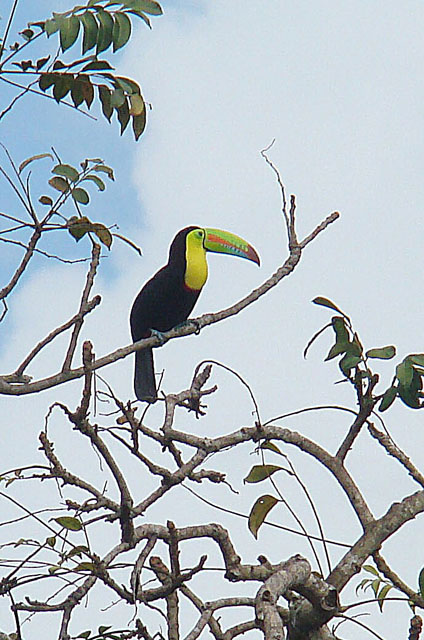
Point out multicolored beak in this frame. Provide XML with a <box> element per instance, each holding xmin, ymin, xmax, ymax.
<box><xmin>203</xmin><ymin>228</ymin><xmax>260</xmax><ymax>266</ymax></box>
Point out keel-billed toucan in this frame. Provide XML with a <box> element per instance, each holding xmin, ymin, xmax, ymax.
<box><xmin>130</xmin><ymin>226</ymin><xmax>260</xmax><ymax>402</ymax></box>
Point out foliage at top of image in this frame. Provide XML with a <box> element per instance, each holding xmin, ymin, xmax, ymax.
<box><xmin>307</xmin><ymin>296</ymin><xmax>424</xmax><ymax>412</ymax></box>
<box><xmin>0</xmin><ymin>0</ymin><xmax>163</xmax><ymax>140</ymax></box>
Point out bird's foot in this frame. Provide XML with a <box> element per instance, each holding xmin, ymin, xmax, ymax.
<box><xmin>150</xmin><ymin>328</ymin><xmax>168</xmax><ymax>346</ymax></box>
<box><xmin>174</xmin><ymin>319</ymin><xmax>201</xmax><ymax>335</ymax></box>
<box><xmin>191</xmin><ymin>319</ymin><xmax>201</xmax><ymax>335</ymax></box>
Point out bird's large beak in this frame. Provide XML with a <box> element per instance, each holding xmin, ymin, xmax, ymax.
<box><xmin>203</xmin><ymin>228</ymin><xmax>260</xmax><ymax>266</ymax></box>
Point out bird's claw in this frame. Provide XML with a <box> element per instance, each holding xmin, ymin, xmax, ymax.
<box><xmin>150</xmin><ymin>328</ymin><xmax>168</xmax><ymax>346</ymax></box>
<box><xmin>174</xmin><ymin>319</ymin><xmax>201</xmax><ymax>335</ymax></box>
<box><xmin>191</xmin><ymin>319</ymin><xmax>201</xmax><ymax>335</ymax></box>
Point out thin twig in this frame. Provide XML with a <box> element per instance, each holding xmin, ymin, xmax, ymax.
<box><xmin>0</xmin><ymin>0</ymin><xmax>20</xmax><ymax>61</ymax></box>
<box><xmin>62</xmin><ymin>243</ymin><xmax>101</xmax><ymax>371</ymax></box>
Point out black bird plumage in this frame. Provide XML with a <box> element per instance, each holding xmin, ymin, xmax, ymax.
<box><xmin>130</xmin><ymin>227</ymin><xmax>200</xmax><ymax>403</ymax></box>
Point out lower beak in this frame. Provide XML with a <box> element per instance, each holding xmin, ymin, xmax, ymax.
<box><xmin>203</xmin><ymin>228</ymin><xmax>260</xmax><ymax>266</ymax></box>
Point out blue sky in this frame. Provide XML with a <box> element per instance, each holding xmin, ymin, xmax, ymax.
<box><xmin>2</xmin><ymin>1</ymin><xmax>424</xmax><ymax>638</ymax></box>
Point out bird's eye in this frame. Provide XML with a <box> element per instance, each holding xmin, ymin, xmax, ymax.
<box><xmin>197</xmin><ymin>230</ymin><xmax>204</xmax><ymax>238</ymax></box>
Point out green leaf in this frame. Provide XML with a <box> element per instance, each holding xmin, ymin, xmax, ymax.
<box><xmin>244</xmin><ymin>465</ymin><xmax>283</xmax><ymax>484</ymax></box>
<box><xmin>77</xmin><ymin>631</ymin><xmax>92</xmax><ymax>639</ymax></box>
<box><xmin>93</xmin><ymin>164</ymin><xmax>114</xmax><ymax>180</ymax></box>
<box><xmin>82</xmin><ymin>174</ymin><xmax>106</xmax><ymax>190</ymax></box>
<box><xmin>48</xmin><ymin>565</ymin><xmax>60</xmax><ymax>574</ymax></box>
<box><xmin>132</xmin><ymin>110</ymin><xmax>146</xmax><ymax>141</ymax></box>
<box><xmin>325</xmin><ymin>341</ymin><xmax>349</xmax><ymax>361</ymax></box>
<box><xmin>116</xmin><ymin>76</ymin><xmax>140</xmax><ymax>95</ymax></box>
<box><xmin>260</xmin><ymin>441</ymin><xmax>283</xmax><ymax>455</ymax></box>
<box><xmin>71</xmin><ymin>77</ymin><xmax>85</xmax><ymax>107</ymax></box>
<box><xmin>346</xmin><ymin>340</ymin><xmax>362</xmax><ymax>357</ymax></box>
<box><xmin>99</xmin><ymin>85</ymin><xmax>113</xmax><ymax>120</ymax></box>
<box><xmin>77</xmin><ymin>75</ymin><xmax>94</xmax><ymax>107</ymax></box>
<box><xmin>378</xmin><ymin>386</ymin><xmax>397</xmax><ymax>412</ymax></box>
<box><xmin>39</xmin><ymin>73</ymin><xmax>57</xmax><ymax>91</ymax></box>
<box><xmin>332</xmin><ymin>316</ymin><xmax>349</xmax><ymax>343</ymax></box>
<box><xmin>39</xmin><ymin>195</ymin><xmax>53</xmax><ymax>205</ymax></box>
<box><xmin>371</xmin><ymin>578</ymin><xmax>381</xmax><ymax>597</ymax></box>
<box><xmin>339</xmin><ymin>353</ymin><xmax>361</xmax><ymax>376</ymax></box>
<box><xmin>110</xmin><ymin>89</ymin><xmax>126</xmax><ymax>109</ymax></box>
<box><xmin>67</xmin><ymin>216</ymin><xmax>92</xmax><ymax>241</ymax></box>
<box><xmin>45</xmin><ymin>18</ymin><xmax>60</xmax><ymax>36</ymax></box>
<box><xmin>96</xmin><ymin>9</ymin><xmax>114</xmax><ymax>54</ymax></box>
<box><xmin>18</xmin><ymin>152</ymin><xmax>53</xmax><ymax>173</ymax></box>
<box><xmin>60</xmin><ymin>15</ymin><xmax>80</xmax><ymax>52</ymax></box>
<box><xmin>110</xmin><ymin>87</ymin><xmax>126</xmax><ymax>108</ymax></box>
<box><xmin>48</xmin><ymin>176</ymin><xmax>69</xmax><ymax>193</ymax></box>
<box><xmin>116</xmin><ymin>99</ymin><xmax>130</xmax><ymax>134</ymax></box>
<box><xmin>366</xmin><ymin>346</ymin><xmax>396</xmax><ymax>360</ymax></box>
<box><xmin>52</xmin><ymin>74</ymin><xmax>74</xmax><ymax>102</ymax></box>
<box><xmin>80</xmin><ymin>11</ymin><xmax>98</xmax><ymax>53</ymax></box>
<box><xmin>53</xmin><ymin>163</ymin><xmax>79</xmax><ymax>182</ymax></box>
<box><xmin>398</xmin><ymin>368</ymin><xmax>423</xmax><ymax>409</ymax></box>
<box><xmin>248</xmin><ymin>494</ymin><xmax>278</xmax><ymax>539</ymax></box>
<box><xmin>112</xmin><ymin>12</ymin><xmax>131</xmax><ymax>52</ymax></box>
<box><xmin>54</xmin><ymin>516</ymin><xmax>82</xmax><ymax>531</ymax></box>
<box><xmin>410</xmin><ymin>354</ymin><xmax>424</xmax><ymax>368</ymax></box>
<box><xmin>46</xmin><ymin>536</ymin><xmax>56</xmax><ymax>547</ymax></box>
<box><xmin>313</xmin><ymin>297</ymin><xmax>345</xmax><ymax>315</ymax></box>
<box><xmin>92</xmin><ymin>223</ymin><xmax>113</xmax><ymax>248</ymax></box>
<box><xmin>75</xmin><ymin>562</ymin><xmax>96</xmax><ymax>571</ymax></box>
<box><xmin>377</xmin><ymin>583</ymin><xmax>393</xmax><ymax>612</ymax></box>
<box><xmin>418</xmin><ymin>567</ymin><xmax>424</xmax><ymax>597</ymax></box>
<box><xmin>363</xmin><ymin>564</ymin><xmax>379</xmax><ymax>577</ymax></box>
<box><xmin>20</xmin><ymin>28</ymin><xmax>34</xmax><ymax>41</ymax></box>
<box><xmin>81</xmin><ymin>60</ymin><xmax>113</xmax><ymax>71</ymax></box>
<box><xmin>122</xmin><ymin>0</ymin><xmax>163</xmax><ymax>16</ymax></box>
<box><xmin>396</xmin><ymin>360</ymin><xmax>414</xmax><ymax>387</ymax></box>
<box><xmin>67</xmin><ymin>544</ymin><xmax>89</xmax><ymax>558</ymax></box>
<box><xmin>36</xmin><ymin>56</ymin><xmax>50</xmax><ymax>71</ymax></box>
<box><xmin>126</xmin><ymin>9</ymin><xmax>151</xmax><ymax>28</ymax></box>
<box><xmin>72</xmin><ymin>187</ymin><xmax>90</xmax><ymax>204</ymax></box>
<box><xmin>13</xmin><ymin>59</ymin><xmax>33</xmax><ymax>71</ymax></box>
<box><xmin>129</xmin><ymin>92</ymin><xmax>145</xmax><ymax>116</ymax></box>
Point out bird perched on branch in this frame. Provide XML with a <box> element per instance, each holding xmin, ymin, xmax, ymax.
<box><xmin>130</xmin><ymin>226</ymin><xmax>260</xmax><ymax>403</ymax></box>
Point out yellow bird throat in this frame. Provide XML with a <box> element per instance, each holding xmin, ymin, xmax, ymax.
<box><xmin>184</xmin><ymin>233</ymin><xmax>208</xmax><ymax>291</ymax></box>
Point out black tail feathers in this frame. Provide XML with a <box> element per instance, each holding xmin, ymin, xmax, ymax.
<box><xmin>134</xmin><ymin>348</ymin><xmax>157</xmax><ymax>403</ymax></box>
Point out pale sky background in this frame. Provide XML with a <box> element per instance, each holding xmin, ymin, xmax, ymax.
<box><xmin>1</xmin><ymin>1</ymin><xmax>424</xmax><ymax>638</ymax></box>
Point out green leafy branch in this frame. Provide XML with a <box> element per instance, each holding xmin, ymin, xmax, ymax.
<box><xmin>356</xmin><ymin>564</ymin><xmax>396</xmax><ymax>612</ymax></box>
<box><xmin>0</xmin><ymin>149</ymin><xmax>142</xmax><ymax>319</ymax></box>
<box><xmin>307</xmin><ymin>296</ymin><xmax>424</xmax><ymax>413</ymax></box>
<box><xmin>0</xmin><ymin>0</ymin><xmax>163</xmax><ymax>139</ymax></box>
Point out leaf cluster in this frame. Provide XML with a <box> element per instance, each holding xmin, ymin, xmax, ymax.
<box><xmin>309</xmin><ymin>297</ymin><xmax>424</xmax><ymax>413</ymax></box>
<box><xmin>1</xmin><ymin>0</ymin><xmax>162</xmax><ymax>140</ymax></box>
<box><xmin>356</xmin><ymin>564</ymin><xmax>394</xmax><ymax>612</ymax></box>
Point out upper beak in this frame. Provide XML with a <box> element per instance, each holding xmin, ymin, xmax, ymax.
<box><xmin>203</xmin><ymin>228</ymin><xmax>260</xmax><ymax>266</ymax></box>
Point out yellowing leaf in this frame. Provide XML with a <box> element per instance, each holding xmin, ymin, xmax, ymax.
<box><xmin>248</xmin><ymin>494</ymin><xmax>278</xmax><ymax>539</ymax></box>
<box><xmin>18</xmin><ymin>152</ymin><xmax>53</xmax><ymax>173</ymax></box>
<box><xmin>244</xmin><ymin>465</ymin><xmax>283</xmax><ymax>484</ymax></box>
<box><xmin>92</xmin><ymin>223</ymin><xmax>112</xmax><ymax>249</ymax></box>
<box><xmin>54</xmin><ymin>516</ymin><xmax>82</xmax><ymax>531</ymax></box>
<box><xmin>366</xmin><ymin>346</ymin><xmax>396</xmax><ymax>360</ymax></box>
<box><xmin>129</xmin><ymin>93</ymin><xmax>145</xmax><ymax>116</ymax></box>
<box><xmin>49</xmin><ymin>176</ymin><xmax>69</xmax><ymax>192</ymax></box>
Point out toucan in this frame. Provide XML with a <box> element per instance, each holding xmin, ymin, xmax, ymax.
<box><xmin>130</xmin><ymin>226</ymin><xmax>260</xmax><ymax>402</ymax></box>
